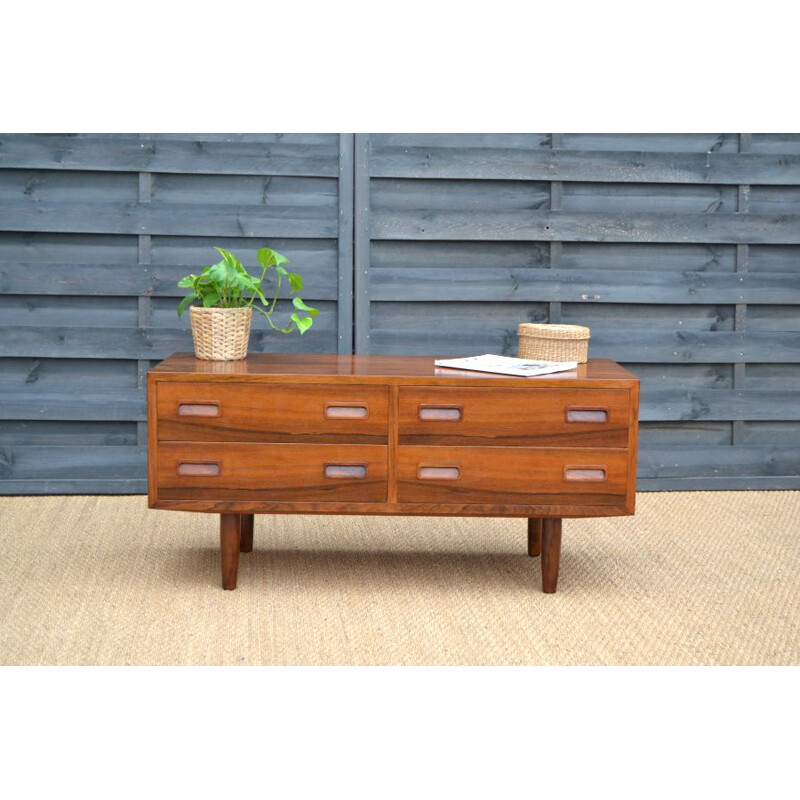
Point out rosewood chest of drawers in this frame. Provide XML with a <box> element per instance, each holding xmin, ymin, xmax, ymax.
<box><xmin>148</xmin><ymin>353</ymin><xmax>639</xmax><ymax>593</ymax></box>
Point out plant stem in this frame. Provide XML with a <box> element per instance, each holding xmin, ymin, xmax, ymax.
<box><xmin>268</xmin><ymin>273</ymin><xmax>282</xmax><ymax>317</ymax></box>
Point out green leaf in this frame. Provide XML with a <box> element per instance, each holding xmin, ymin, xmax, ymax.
<box><xmin>215</xmin><ymin>247</ymin><xmax>246</xmax><ymax>272</ymax></box>
<box><xmin>207</xmin><ymin>259</ymin><xmax>237</xmax><ymax>287</ymax></box>
<box><xmin>275</xmin><ymin>265</ymin><xmax>289</xmax><ymax>277</ymax></box>
<box><xmin>257</xmin><ymin>247</ymin><xmax>289</xmax><ymax>270</ymax></box>
<box><xmin>177</xmin><ymin>293</ymin><xmax>196</xmax><ymax>317</ymax></box>
<box><xmin>202</xmin><ymin>292</ymin><xmax>220</xmax><ymax>307</ymax></box>
<box><xmin>178</xmin><ymin>274</ymin><xmax>197</xmax><ymax>288</ymax></box>
<box><xmin>292</xmin><ymin>296</ymin><xmax>319</xmax><ymax>316</ymax></box>
<box><xmin>287</xmin><ymin>272</ymin><xmax>303</xmax><ymax>292</ymax></box>
<box><xmin>290</xmin><ymin>312</ymin><xmax>313</xmax><ymax>334</ymax></box>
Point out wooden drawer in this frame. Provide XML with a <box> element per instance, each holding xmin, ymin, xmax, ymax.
<box><xmin>156</xmin><ymin>443</ymin><xmax>388</xmax><ymax>502</ymax></box>
<box><xmin>397</xmin><ymin>446</ymin><xmax>629</xmax><ymax>506</ymax></box>
<box><xmin>156</xmin><ymin>383</ymin><xmax>388</xmax><ymax>444</ymax></box>
<box><xmin>398</xmin><ymin>387</ymin><xmax>630</xmax><ymax>447</ymax></box>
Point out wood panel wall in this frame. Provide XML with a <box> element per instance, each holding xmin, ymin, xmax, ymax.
<box><xmin>354</xmin><ymin>133</ymin><xmax>800</xmax><ymax>490</ymax></box>
<box><xmin>0</xmin><ymin>133</ymin><xmax>354</xmax><ymax>493</ymax></box>
<box><xmin>2</xmin><ymin>133</ymin><xmax>798</xmax><ymax>493</ymax></box>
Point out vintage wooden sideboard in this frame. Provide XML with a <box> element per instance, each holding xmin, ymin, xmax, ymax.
<box><xmin>148</xmin><ymin>354</ymin><xmax>639</xmax><ymax>593</ymax></box>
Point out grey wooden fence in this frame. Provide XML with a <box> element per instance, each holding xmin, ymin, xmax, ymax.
<box><xmin>0</xmin><ymin>133</ymin><xmax>354</xmax><ymax>493</ymax></box>
<box><xmin>1</xmin><ymin>132</ymin><xmax>799</xmax><ymax>493</ymax></box>
<box><xmin>354</xmin><ymin>133</ymin><xmax>800</xmax><ymax>491</ymax></box>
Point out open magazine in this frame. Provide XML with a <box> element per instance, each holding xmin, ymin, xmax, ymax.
<box><xmin>434</xmin><ymin>354</ymin><xmax>578</xmax><ymax>377</ymax></box>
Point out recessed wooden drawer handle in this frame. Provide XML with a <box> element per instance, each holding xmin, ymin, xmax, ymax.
<box><xmin>177</xmin><ymin>462</ymin><xmax>221</xmax><ymax>477</ymax></box>
<box><xmin>418</xmin><ymin>466</ymin><xmax>461</xmax><ymax>480</ymax></box>
<box><xmin>324</xmin><ymin>464</ymin><xmax>367</xmax><ymax>479</ymax></box>
<box><xmin>178</xmin><ymin>403</ymin><xmax>220</xmax><ymax>417</ymax></box>
<box><xmin>419</xmin><ymin>405</ymin><xmax>463</xmax><ymax>421</ymax></box>
<box><xmin>564</xmin><ymin>467</ymin><xmax>606</xmax><ymax>482</ymax></box>
<box><xmin>325</xmin><ymin>405</ymin><xmax>368</xmax><ymax>419</ymax></box>
<box><xmin>566</xmin><ymin>408</ymin><xmax>608</xmax><ymax>423</ymax></box>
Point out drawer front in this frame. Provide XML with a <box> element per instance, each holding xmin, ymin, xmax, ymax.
<box><xmin>157</xmin><ymin>383</ymin><xmax>388</xmax><ymax>444</ymax></box>
<box><xmin>397</xmin><ymin>446</ymin><xmax>629</xmax><ymax>506</ymax></box>
<box><xmin>157</xmin><ymin>443</ymin><xmax>388</xmax><ymax>502</ymax></box>
<box><xmin>398</xmin><ymin>387</ymin><xmax>630</xmax><ymax>447</ymax></box>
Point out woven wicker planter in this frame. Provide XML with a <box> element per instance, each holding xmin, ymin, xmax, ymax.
<box><xmin>518</xmin><ymin>323</ymin><xmax>591</xmax><ymax>363</ymax></box>
<box><xmin>190</xmin><ymin>306</ymin><xmax>253</xmax><ymax>361</ymax></box>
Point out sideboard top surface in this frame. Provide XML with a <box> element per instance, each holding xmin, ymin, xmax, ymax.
<box><xmin>150</xmin><ymin>354</ymin><xmax>638</xmax><ymax>388</ymax></box>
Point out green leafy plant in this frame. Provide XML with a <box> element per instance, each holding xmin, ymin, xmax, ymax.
<box><xmin>176</xmin><ymin>246</ymin><xmax>318</xmax><ymax>334</ymax></box>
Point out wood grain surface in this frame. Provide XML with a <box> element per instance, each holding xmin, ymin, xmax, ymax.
<box><xmin>397</xmin><ymin>386</ymin><xmax>630</xmax><ymax>447</ymax></box>
<box><xmin>157</xmin><ymin>382</ymin><xmax>389</xmax><ymax>444</ymax></box>
<box><xmin>396</xmin><ymin>446</ymin><xmax>628</xmax><ymax>506</ymax></box>
<box><xmin>157</xmin><ymin>442</ymin><xmax>388</xmax><ymax>503</ymax></box>
<box><xmin>150</xmin><ymin>353</ymin><xmax>638</xmax><ymax>387</ymax></box>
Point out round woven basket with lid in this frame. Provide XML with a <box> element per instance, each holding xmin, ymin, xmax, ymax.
<box><xmin>190</xmin><ymin>306</ymin><xmax>253</xmax><ymax>361</ymax></box>
<box><xmin>517</xmin><ymin>323</ymin><xmax>590</xmax><ymax>363</ymax></box>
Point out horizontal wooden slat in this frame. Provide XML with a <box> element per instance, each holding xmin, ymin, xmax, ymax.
<box><xmin>747</xmin><ymin>305</ymin><xmax>800</xmax><ymax>331</ymax></box>
<box><xmin>0</xmin><ymin>262</ymin><xmax>338</xmax><ymax>299</ymax></box>
<box><xmin>8</xmin><ymin>133</ymin><xmax>333</xmax><ymax>143</ymax></box>
<box><xmin>638</xmin><ymin>476</ymin><xmax>800</xmax><ymax>490</ymax></box>
<box><xmin>590</xmin><ymin>331</ymin><xmax>800</xmax><ymax>363</ymax></box>
<box><xmin>144</xmin><ymin>133</ymin><xmax>335</xmax><ymax>144</ymax></box>
<box><xmin>567</xmin><ymin>302</ymin><xmax>736</xmax><ymax>330</ymax></box>
<box><xmin>370</xmin><ymin>268</ymin><xmax>800</xmax><ymax>304</ymax></box>
<box><xmin>744</xmin><ymin>364</ymin><xmax>800</xmax><ymax>389</ymax></box>
<box><xmin>640</xmin><ymin>390</ymin><xmax>800</xmax><ymax>421</ymax></box>
<box><xmin>740</xmin><ymin>421</ymin><xmax>800</xmax><ymax>444</ymax></box>
<box><xmin>562</xmin><ymin>133</ymin><xmax>740</xmax><ymax>153</ymax></box>
<box><xmin>0</xmin><ymin>445</ymin><xmax>146</xmax><ymax>481</ymax></box>
<box><xmin>562</xmin><ymin>183</ymin><xmax>739</xmax><ymax>214</ymax></box>
<box><xmin>0</xmin><ymin>134</ymin><xmax>339</xmax><ymax>176</ymax></box>
<box><xmin>0</xmin><ymin>479</ymin><xmax>147</xmax><ymax>495</ymax></box>
<box><xmin>371</xmin><ymin>146</ymin><xmax>800</xmax><ymax>185</ymax></box>
<box><xmin>638</xmin><ymin>445</ymin><xmax>800</xmax><ymax>478</ymax></box>
<box><xmin>372</xmin><ymin>134</ymin><xmax>551</xmax><ymax>149</ymax></box>
<box><xmin>560</xmin><ymin>242</ymin><xmax>740</xmax><ymax>272</ymax></box>
<box><xmin>371</xmin><ymin>240</ymin><xmax>746</xmax><ymax>273</ymax></box>
<box><xmin>370</xmin><ymin>210</ymin><xmax>800</xmax><ymax>244</ymax></box>
<box><xmin>0</xmin><ymin>294</ymin><xmax>138</xmax><ymax>325</ymax></box>
<box><xmin>750</xmin><ymin>134</ymin><xmax>800</xmax><ymax>155</ymax></box>
<box><xmin>0</xmin><ymin>232</ymin><xmax>340</xmax><ymax>267</ymax></box>
<box><xmin>0</xmin><ymin>420</ymin><xmax>138</xmax><ymax>445</ymax></box>
<box><xmin>0</xmin><ymin>357</ymin><xmax>139</xmax><ymax>390</ymax></box>
<box><xmin>622</xmin><ymin>363</ymin><xmax>734</xmax><ymax>389</ymax></box>
<box><xmin>748</xmin><ymin>186</ymin><xmax>800</xmax><ymax>215</ymax></box>
<box><xmin>370</xmin><ymin>324</ymin><xmax>800</xmax><ymax>364</ymax></box>
<box><xmin>0</xmin><ymin>201</ymin><xmax>338</xmax><ymax>238</ymax></box>
<box><xmin>0</xmin><ymin>390</ymin><xmax>146</xmax><ymax>421</ymax></box>
<box><xmin>0</xmin><ymin>294</ymin><xmax>335</xmax><ymax>327</ymax></box>
<box><xmin>0</xmin><ymin>322</ymin><xmax>337</xmax><ymax>359</ymax></box>
<box><xmin>372</xmin><ymin>178</ymin><xmax>551</xmax><ymax>213</ymax></box>
<box><xmin>0</xmin><ymin>169</ymin><xmax>138</xmax><ymax>202</ymax></box>
<box><xmin>149</xmin><ymin>174</ymin><xmax>337</xmax><ymax>207</ymax></box>
<box><xmin>638</xmin><ymin>422</ymin><xmax>732</xmax><ymax>446</ymax></box>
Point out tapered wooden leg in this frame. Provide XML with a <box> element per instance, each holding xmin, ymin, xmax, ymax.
<box><xmin>240</xmin><ymin>514</ymin><xmax>254</xmax><ymax>553</ymax></box>
<box><xmin>527</xmin><ymin>518</ymin><xmax>542</xmax><ymax>557</ymax></box>
<box><xmin>541</xmin><ymin>518</ymin><xmax>562</xmax><ymax>594</ymax></box>
<box><xmin>220</xmin><ymin>513</ymin><xmax>241</xmax><ymax>590</ymax></box>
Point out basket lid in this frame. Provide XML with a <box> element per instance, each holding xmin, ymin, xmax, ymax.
<box><xmin>518</xmin><ymin>323</ymin><xmax>590</xmax><ymax>340</ymax></box>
